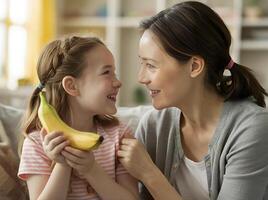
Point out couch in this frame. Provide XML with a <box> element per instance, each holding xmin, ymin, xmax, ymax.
<box><xmin>0</xmin><ymin>103</ymin><xmax>153</xmax><ymax>199</ymax></box>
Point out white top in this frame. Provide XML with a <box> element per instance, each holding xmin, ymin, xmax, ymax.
<box><xmin>175</xmin><ymin>156</ymin><xmax>209</xmax><ymax>200</ymax></box>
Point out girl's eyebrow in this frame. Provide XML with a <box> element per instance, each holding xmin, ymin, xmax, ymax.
<box><xmin>101</xmin><ymin>65</ymin><xmax>113</xmax><ymax>70</ymax></box>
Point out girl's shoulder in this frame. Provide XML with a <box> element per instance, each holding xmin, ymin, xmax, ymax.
<box><xmin>24</xmin><ymin>130</ymin><xmax>42</xmax><ymax>146</ymax></box>
<box><xmin>97</xmin><ymin>121</ymin><xmax>132</xmax><ymax>139</ymax></box>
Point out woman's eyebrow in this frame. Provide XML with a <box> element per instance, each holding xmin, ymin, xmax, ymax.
<box><xmin>138</xmin><ymin>56</ymin><xmax>158</xmax><ymax>63</ymax></box>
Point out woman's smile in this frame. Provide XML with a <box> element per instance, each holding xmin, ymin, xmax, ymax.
<box><xmin>149</xmin><ymin>89</ymin><xmax>161</xmax><ymax>97</ymax></box>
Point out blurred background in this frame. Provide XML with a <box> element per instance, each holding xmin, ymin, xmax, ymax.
<box><xmin>0</xmin><ymin>0</ymin><xmax>268</xmax><ymax>109</ymax></box>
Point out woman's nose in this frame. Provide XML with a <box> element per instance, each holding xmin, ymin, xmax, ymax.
<box><xmin>138</xmin><ymin>67</ymin><xmax>150</xmax><ymax>85</ymax></box>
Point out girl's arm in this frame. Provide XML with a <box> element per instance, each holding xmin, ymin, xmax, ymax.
<box><xmin>62</xmin><ymin>146</ymin><xmax>139</xmax><ymax>200</ymax></box>
<box><xmin>27</xmin><ymin>163</ymin><xmax>71</xmax><ymax>200</ymax></box>
<box><xmin>25</xmin><ymin>130</ymin><xmax>72</xmax><ymax>200</ymax></box>
<box><xmin>26</xmin><ymin>130</ymin><xmax>72</xmax><ymax>200</ymax></box>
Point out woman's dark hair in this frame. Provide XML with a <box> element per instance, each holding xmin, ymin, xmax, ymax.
<box><xmin>140</xmin><ymin>1</ymin><xmax>268</xmax><ymax>107</ymax></box>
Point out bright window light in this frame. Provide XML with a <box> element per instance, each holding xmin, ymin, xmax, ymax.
<box><xmin>8</xmin><ymin>25</ymin><xmax>27</xmax><ymax>89</ymax></box>
<box><xmin>0</xmin><ymin>0</ymin><xmax>7</xmax><ymax>20</ymax></box>
<box><xmin>10</xmin><ymin>0</ymin><xmax>28</xmax><ymax>24</ymax></box>
<box><xmin>0</xmin><ymin>24</ymin><xmax>6</xmax><ymax>76</ymax></box>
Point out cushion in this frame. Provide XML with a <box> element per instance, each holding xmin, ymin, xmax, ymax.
<box><xmin>116</xmin><ymin>105</ymin><xmax>153</xmax><ymax>133</ymax></box>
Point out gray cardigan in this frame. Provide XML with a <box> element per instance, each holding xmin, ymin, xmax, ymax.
<box><xmin>135</xmin><ymin>99</ymin><xmax>268</xmax><ymax>200</ymax></box>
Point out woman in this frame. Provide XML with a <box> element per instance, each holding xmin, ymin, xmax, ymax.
<box><xmin>117</xmin><ymin>1</ymin><xmax>268</xmax><ymax>200</ymax></box>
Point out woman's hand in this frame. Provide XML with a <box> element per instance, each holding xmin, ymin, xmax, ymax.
<box><xmin>61</xmin><ymin>146</ymin><xmax>95</xmax><ymax>177</ymax></box>
<box><xmin>41</xmin><ymin>128</ymin><xmax>69</xmax><ymax>164</ymax></box>
<box><xmin>117</xmin><ymin>134</ymin><xmax>155</xmax><ymax>181</ymax></box>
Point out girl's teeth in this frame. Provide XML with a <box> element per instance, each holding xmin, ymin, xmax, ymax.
<box><xmin>107</xmin><ymin>95</ymin><xmax>116</xmax><ymax>101</ymax></box>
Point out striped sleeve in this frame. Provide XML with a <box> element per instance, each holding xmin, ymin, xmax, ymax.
<box><xmin>116</xmin><ymin>124</ymin><xmax>133</xmax><ymax>176</ymax></box>
<box><xmin>18</xmin><ymin>132</ymin><xmax>52</xmax><ymax>180</ymax></box>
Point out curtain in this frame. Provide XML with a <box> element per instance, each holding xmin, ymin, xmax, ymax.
<box><xmin>25</xmin><ymin>0</ymin><xmax>56</xmax><ymax>84</ymax></box>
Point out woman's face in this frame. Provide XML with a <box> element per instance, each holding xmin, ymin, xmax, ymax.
<box><xmin>138</xmin><ymin>30</ymin><xmax>193</xmax><ymax>109</ymax></box>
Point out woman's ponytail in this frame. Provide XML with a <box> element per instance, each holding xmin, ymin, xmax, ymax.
<box><xmin>227</xmin><ymin>64</ymin><xmax>268</xmax><ymax>107</ymax></box>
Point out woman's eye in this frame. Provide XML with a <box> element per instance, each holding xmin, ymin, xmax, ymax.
<box><xmin>146</xmin><ymin>63</ymin><xmax>155</xmax><ymax>69</ymax></box>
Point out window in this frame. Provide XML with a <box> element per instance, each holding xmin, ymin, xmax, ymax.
<box><xmin>0</xmin><ymin>0</ymin><xmax>28</xmax><ymax>89</ymax></box>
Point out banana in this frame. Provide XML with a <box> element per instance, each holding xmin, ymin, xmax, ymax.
<box><xmin>38</xmin><ymin>91</ymin><xmax>103</xmax><ymax>150</ymax></box>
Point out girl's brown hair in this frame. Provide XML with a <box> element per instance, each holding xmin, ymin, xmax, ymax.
<box><xmin>22</xmin><ymin>35</ymin><xmax>119</xmax><ymax>135</ymax></box>
<box><xmin>140</xmin><ymin>1</ymin><xmax>268</xmax><ymax>107</ymax></box>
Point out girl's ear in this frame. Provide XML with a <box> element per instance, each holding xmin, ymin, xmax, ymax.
<box><xmin>190</xmin><ymin>56</ymin><xmax>205</xmax><ymax>78</ymax></box>
<box><xmin>62</xmin><ymin>76</ymin><xmax>79</xmax><ymax>96</ymax></box>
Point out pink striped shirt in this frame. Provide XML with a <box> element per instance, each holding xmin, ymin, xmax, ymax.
<box><xmin>18</xmin><ymin>122</ymin><xmax>131</xmax><ymax>200</ymax></box>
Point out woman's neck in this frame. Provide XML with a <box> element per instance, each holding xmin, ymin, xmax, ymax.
<box><xmin>179</xmin><ymin>89</ymin><xmax>224</xmax><ymax>132</ymax></box>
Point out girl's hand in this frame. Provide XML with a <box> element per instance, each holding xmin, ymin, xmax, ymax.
<box><xmin>117</xmin><ymin>134</ymin><xmax>155</xmax><ymax>181</ymax></box>
<box><xmin>61</xmin><ymin>146</ymin><xmax>95</xmax><ymax>176</ymax></box>
<box><xmin>40</xmin><ymin>128</ymin><xmax>69</xmax><ymax>164</ymax></box>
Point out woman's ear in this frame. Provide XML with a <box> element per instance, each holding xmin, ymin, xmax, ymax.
<box><xmin>190</xmin><ymin>56</ymin><xmax>205</xmax><ymax>78</ymax></box>
<box><xmin>62</xmin><ymin>76</ymin><xmax>79</xmax><ymax>96</ymax></box>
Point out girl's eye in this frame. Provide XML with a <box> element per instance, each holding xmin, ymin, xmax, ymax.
<box><xmin>102</xmin><ymin>70</ymin><xmax>110</xmax><ymax>75</ymax></box>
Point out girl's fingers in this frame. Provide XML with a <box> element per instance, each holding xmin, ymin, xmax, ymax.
<box><xmin>43</xmin><ymin>131</ymin><xmax>63</xmax><ymax>146</ymax></box>
<box><xmin>65</xmin><ymin>159</ymin><xmax>80</xmax><ymax>169</ymax></box>
<box><xmin>40</xmin><ymin>128</ymin><xmax>47</xmax><ymax>141</ymax></box>
<box><xmin>51</xmin><ymin>140</ymin><xmax>70</xmax><ymax>155</ymax></box>
<box><xmin>62</xmin><ymin>150</ymin><xmax>82</xmax><ymax>164</ymax></box>
<box><xmin>64</xmin><ymin>146</ymin><xmax>88</xmax><ymax>158</ymax></box>
<box><xmin>46</xmin><ymin>135</ymin><xmax>67</xmax><ymax>151</ymax></box>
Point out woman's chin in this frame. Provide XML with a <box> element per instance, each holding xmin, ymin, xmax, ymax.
<box><xmin>152</xmin><ymin>101</ymin><xmax>167</xmax><ymax>110</ymax></box>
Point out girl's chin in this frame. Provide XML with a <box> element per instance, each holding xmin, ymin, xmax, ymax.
<box><xmin>106</xmin><ymin>106</ymin><xmax>117</xmax><ymax>115</ymax></box>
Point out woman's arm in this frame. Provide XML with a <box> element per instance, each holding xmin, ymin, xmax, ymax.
<box><xmin>217</xmin><ymin>115</ymin><xmax>268</xmax><ymax>200</ymax></box>
<box><xmin>118</xmin><ymin>137</ymin><xmax>182</xmax><ymax>200</ymax></box>
<box><xmin>117</xmin><ymin>173</ymin><xmax>139</xmax><ymax>199</ymax></box>
<box><xmin>27</xmin><ymin>163</ymin><xmax>71</xmax><ymax>200</ymax></box>
<box><xmin>85</xmin><ymin>162</ymin><xmax>139</xmax><ymax>200</ymax></box>
<box><xmin>62</xmin><ymin>146</ymin><xmax>139</xmax><ymax>200</ymax></box>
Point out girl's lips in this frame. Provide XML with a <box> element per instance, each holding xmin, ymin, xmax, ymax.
<box><xmin>107</xmin><ymin>94</ymin><xmax>117</xmax><ymax>102</ymax></box>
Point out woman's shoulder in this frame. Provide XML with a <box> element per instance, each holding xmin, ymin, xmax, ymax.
<box><xmin>224</xmin><ymin>99</ymin><xmax>268</xmax><ymax>141</ymax></box>
<box><xmin>140</xmin><ymin>107</ymin><xmax>181</xmax><ymax>126</ymax></box>
<box><xmin>135</xmin><ymin>107</ymin><xmax>181</xmax><ymax>141</ymax></box>
<box><xmin>227</xmin><ymin>99</ymin><xmax>268</xmax><ymax>123</ymax></box>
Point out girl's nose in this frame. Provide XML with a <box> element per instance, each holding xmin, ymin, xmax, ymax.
<box><xmin>113</xmin><ymin>78</ymin><xmax>122</xmax><ymax>88</ymax></box>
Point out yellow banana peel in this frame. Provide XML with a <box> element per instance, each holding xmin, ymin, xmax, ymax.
<box><xmin>38</xmin><ymin>91</ymin><xmax>103</xmax><ymax>150</ymax></box>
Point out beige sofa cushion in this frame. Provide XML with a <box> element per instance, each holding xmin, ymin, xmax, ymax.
<box><xmin>0</xmin><ymin>104</ymin><xmax>27</xmax><ymax>199</ymax></box>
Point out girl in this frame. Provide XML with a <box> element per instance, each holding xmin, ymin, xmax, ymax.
<box><xmin>118</xmin><ymin>1</ymin><xmax>268</xmax><ymax>200</ymax></box>
<box><xmin>18</xmin><ymin>36</ymin><xmax>139</xmax><ymax>200</ymax></box>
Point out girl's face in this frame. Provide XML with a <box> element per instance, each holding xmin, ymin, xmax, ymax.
<box><xmin>75</xmin><ymin>45</ymin><xmax>121</xmax><ymax>115</ymax></box>
<box><xmin>138</xmin><ymin>30</ymin><xmax>193</xmax><ymax>109</ymax></box>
